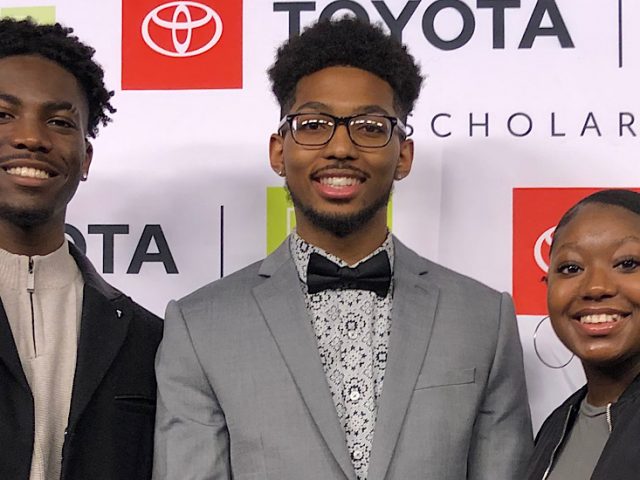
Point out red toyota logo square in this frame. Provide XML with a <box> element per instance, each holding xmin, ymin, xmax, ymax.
<box><xmin>512</xmin><ymin>187</ymin><xmax>624</xmax><ymax>316</ymax></box>
<box><xmin>122</xmin><ymin>0</ymin><xmax>242</xmax><ymax>90</ymax></box>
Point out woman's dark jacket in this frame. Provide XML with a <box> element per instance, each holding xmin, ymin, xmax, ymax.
<box><xmin>527</xmin><ymin>373</ymin><xmax>640</xmax><ymax>480</ymax></box>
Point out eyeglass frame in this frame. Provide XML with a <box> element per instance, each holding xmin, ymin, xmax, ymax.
<box><xmin>277</xmin><ymin>112</ymin><xmax>414</xmax><ymax>148</ymax></box>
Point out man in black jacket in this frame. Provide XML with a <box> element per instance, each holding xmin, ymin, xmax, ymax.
<box><xmin>0</xmin><ymin>18</ymin><xmax>162</xmax><ymax>479</ymax></box>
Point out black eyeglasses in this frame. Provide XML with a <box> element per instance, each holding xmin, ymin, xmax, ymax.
<box><xmin>277</xmin><ymin>112</ymin><xmax>413</xmax><ymax>148</ymax></box>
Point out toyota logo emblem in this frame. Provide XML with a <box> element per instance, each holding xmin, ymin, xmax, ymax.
<box><xmin>533</xmin><ymin>226</ymin><xmax>555</xmax><ymax>274</ymax></box>
<box><xmin>141</xmin><ymin>1</ymin><xmax>223</xmax><ymax>58</ymax></box>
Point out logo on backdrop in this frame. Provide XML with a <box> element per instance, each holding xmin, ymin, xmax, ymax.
<box><xmin>65</xmin><ymin>223</ymin><xmax>178</xmax><ymax>274</ymax></box>
<box><xmin>274</xmin><ymin>0</ymin><xmax>574</xmax><ymax>50</ymax></box>
<box><xmin>122</xmin><ymin>0</ymin><xmax>242</xmax><ymax>90</ymax></box>
<box><xmin>511</xmin><ymin>187</ymin><xmax>637</xmax><ymax>315</ymax></box>
<box><xmin>266</xmin><ymin>187</ymin><xmax>297</xmax><ymax>254</ymax></box>
<box><xmin>0</xmin><ymin>6</ymin><xmax>55</xmax><ymax>23</ymax></box>
<box><xmin>265</xmin><ymin>186</ymin><xmax>394</xmax><ymax>254</ymax></box>
<box><xmin>141</xmin><ymin>1</ymin><xmax>223</xmax><ymax>57</ymax></box>
<box><xmin>533</xmin><ymin>226</ymin><xmax>555</xmax><ymax>274</ymax></box>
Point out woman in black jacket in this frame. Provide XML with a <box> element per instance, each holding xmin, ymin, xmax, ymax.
<box><xmin>527</xmin><ymin>189</ymin><xmax>640</xmax><ymax>480</ymax></box>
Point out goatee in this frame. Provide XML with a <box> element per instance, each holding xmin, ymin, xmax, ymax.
<box><xmin>286</xmin><ymin>181</ymin><xmax>392</xmax><ymax>238</ymax></box>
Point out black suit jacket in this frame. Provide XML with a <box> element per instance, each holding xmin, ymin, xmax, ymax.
<box><xmin>0</xmin><ymin>244</ymin><xmax>163</xmax><ymax>479</ymax></box>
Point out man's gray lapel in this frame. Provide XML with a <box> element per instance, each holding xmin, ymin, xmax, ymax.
<box><xmin>367</xmin><ymin>239</ymin><xmax>440</xmax><ymax>480</ymax></box>
<box><xmin>252</xmin><ymin>241</ymin><xmax>357</xmax><ymax>480</ymax></box>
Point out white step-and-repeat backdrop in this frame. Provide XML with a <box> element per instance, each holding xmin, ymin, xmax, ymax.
<box><xmin>4</xmin><ymin>0</ymin><xmax>637</xmax><ymax>431</ymax></box>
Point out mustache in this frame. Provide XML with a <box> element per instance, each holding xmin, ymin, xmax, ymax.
<box><xmin>311</xmin><ymin>163</ymin><xmax>370</xmax><ymax>179</ymax></box>
<box><xmin>0</xmin><ymin>153</ymin><xmax>49</xmax><ymax>163</ymax></box>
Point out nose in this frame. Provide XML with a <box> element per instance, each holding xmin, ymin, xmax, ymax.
<box><xmin>580</xmin><ymin>266</ymin><xmax>617</xmax><ymax>301</ymax></box>
<box><xmin>324</xmin><ymin>123</ymin><xmax>358</xmax><ymax>161</ymax></box>
<box><xmin>11</xmin><ymin>117</ymin><xmax>53</xmax><ymax>153</ymax></box>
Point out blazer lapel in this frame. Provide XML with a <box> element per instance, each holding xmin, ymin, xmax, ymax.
<box><xmin>0</xmin><ymin>301</ymin><xmax>30</xmax><ymax>393</ymax></box>
<box><xmin>252</xmin><ymin>242</ymin><xmax>356</xmax><ymax>480</ymax></box>
<box><xmin>367</xmin><ymin>240</ymin><xmax>440</xmax><ymax>480</ymax></box>
<box><xmin>67</xmin><ymin>283</ymin><xmax>131</xmax><ymax>432</ymax></box>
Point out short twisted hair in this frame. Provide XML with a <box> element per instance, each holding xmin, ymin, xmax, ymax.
<box><xmin>0</xmin><ymin>17</ymin><xmax>115</xmax><ymax>137</ymax></box>
<box><xmin>268</xmin><ymin>17</ymin><xmax>423</xmax><ymax>121</ymax></box>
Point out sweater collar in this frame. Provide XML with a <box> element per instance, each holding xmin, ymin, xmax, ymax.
<box><xmin>0</xmin><ymin>240</ymin><xmax>80</xmax><ymax>290</ymax></box>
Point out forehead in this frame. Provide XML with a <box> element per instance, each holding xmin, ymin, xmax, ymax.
<box><xmin>554</xmin><ymin>203</ymin><xmax>640</xmax><ymax>247</ymax></box>
<box><xmin>292</xmin><ymin>66</ymin><xmax>396</xmax><ymax>115</ymax></box>
<box><xmin>0</xmin><ymin>54</ymin><xmax>87</xmax><ymax>111</ymax></box>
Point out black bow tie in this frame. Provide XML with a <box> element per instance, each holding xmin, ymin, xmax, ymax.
<box><xmin>306</xmin><ymin>250</ymin><xmax>391</xmax><ymax>297</ymax></box>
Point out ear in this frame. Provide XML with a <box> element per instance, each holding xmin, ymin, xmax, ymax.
<box><xmin>81</xmin><ymin>140</ymin><xmax>94</xmax><ymax>181</ymax></box>
<box><xmin>269</xmin><ymin>133</ymin><xmax>285</xmax><ymax>177</ymax></box>
<box><xmin>394</xmin><ymin>138</ymin><xmax>414</xmax><ymax>181</ymax></box>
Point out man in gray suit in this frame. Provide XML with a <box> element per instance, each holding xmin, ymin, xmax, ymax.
<box><xmin>154</xmin><ymin>17</ymin><xmax>533</xmax><ymax>480</ymax></box>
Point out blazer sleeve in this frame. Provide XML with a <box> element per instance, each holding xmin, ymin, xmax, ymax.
<box><xmin>467</xmin><ymin>292</ymin><xmax>534</xmax><ymax>479</ymax></box>
<box><xmin>153</xmin><ymin>300</ymin><xmax>231</xmax><ymax>480</ymax></box>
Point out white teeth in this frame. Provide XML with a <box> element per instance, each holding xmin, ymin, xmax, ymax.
<box><xmin>319</xmin><ymin>176</ymin><xmax>360</xmax><ymax>187</ymax></box>
<box><xmin>580</xmin><ymin>314</ymin><xmax>621</xmax><ymax>324</ymax></box>
<box><xmin>5</xmin><ymin>166</ymin><xmax>50</xmax><ymax>179</ymax></box>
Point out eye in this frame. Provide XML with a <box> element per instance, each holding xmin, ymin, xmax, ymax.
<box><xmin>296</xmin><ymin>117</ymin><xmax>333</xmax><ymax>132</ymax></box>
<box><xmin>351</xmin><ymin>117</ymin><xmax>389</xmax><ymax>135</ymax></box>
<box><xmin>48</xmin><ymin>117</ymin><xmax>77</xmax><ymax>129</ymax></box>
<box><xmin>0</xmin><ymin>110</ymin><xmax>14</xmax><ymax>122</ymax></box>
<box><xmin>615</xmin><ymin>257</ymin><xmax>640</xmax><ymax>272</ymax></box>
<box><xmin>556</xmin><ymin>263</ymin><xmax>582</xmax><ymax>275</ymax></box>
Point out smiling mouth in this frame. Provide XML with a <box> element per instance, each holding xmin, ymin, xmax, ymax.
<box><xmin>578</xmin><ymin>313</ymin><xmax>626</xmax><ymax>325</ymax></box>
<box><xmin>3</xmin><ymin>166</ymin><xmax>52</xmax><ymax>179</ymax></box>
<box><xmin>318</xmin><ymin>176</ymin><xmax>363</xmax><ymax>187</ymax></box>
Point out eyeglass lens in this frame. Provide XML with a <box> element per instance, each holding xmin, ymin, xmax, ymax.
<box><xmin>291</xmin><ymin>114</ymin><xmax>393</xmax><ymax>147</ymax></box>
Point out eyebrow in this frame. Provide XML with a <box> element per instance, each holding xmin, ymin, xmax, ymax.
<box><xmin>554</xmin><ymin>235</ymin><xmax>640</xmax><ymax>253</ymax></box>
<box><xmin>0</xmin><ymin>92</ymin><xmax>78</xmax><ymax>114</ymax></box>
<box><xmin>294</xmin><ymin>101</ymin><xmax>392</xmax><ymax>116</ymax></box>
<box><xmin>615</xmin><ymin>235</ymin><xmax>640</xmax><ymax>246</ymax></box>
<box><xmin>0</xmin><ymin>93</ymin><xmax>20</xmax><ymax>106</ymax></box>
<box><xmin>43</xmin><ymin>100</ymin><xmax>78</xmax><ymax>115</ymax></box>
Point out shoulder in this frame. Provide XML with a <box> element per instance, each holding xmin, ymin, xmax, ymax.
<box><xmin>122</xmin><ymin>295</ymin><xmax>163</xmax><ymax>336</ymax></box>
<box><xmin>72</xmin><ymin>245</ymin><xmax>163</xmax><ymax>340</ymax></box>
<box><xmin>394</xmin><ymin>237</ymin><xmax>503</xmax><ymax>302</ymax></box>
<box><xmin>98</xmin><ymin>285</ymin><xmax>163</xmax><ymax>347</ymax></box>
<box><xmin>535</xmin><ymin>387</ymin><xmax>585</xmax><ymax>443</ymax></box>
<box><xmin>178</xmin><ymin>261</ymin><xmax>262</xmax><ymax>305</ymax></box>
<box><xmin>177</xmin><ymin>259</ymin><xmax>264</xmax><ymax>310</ymax></box>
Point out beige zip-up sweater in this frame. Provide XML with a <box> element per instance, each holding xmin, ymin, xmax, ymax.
<box><xmin>0</xmin><ymin>241</ymin><xmax>83</xmax><ymax>480</ymax></box>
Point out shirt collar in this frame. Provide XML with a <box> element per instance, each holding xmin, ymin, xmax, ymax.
<box><xmin>290</xmin><ymin>230</ymin><xmax>395</xmax><ymax>284</ymax></box>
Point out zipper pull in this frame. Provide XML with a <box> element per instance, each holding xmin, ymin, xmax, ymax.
<box><xmin>27</xmin><ymin>257</ymin><xmax>35</xmax><ymax>293</ymax></box>
<box><xmin>606</xmin><ymin>403</ymin><xmax>613</xmax><ymax>433</ymax></box>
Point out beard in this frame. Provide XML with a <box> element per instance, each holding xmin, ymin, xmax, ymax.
<box><xmin>286</xmin><ymin>180</ymin><xmax>392</xmax><ymax>238</ymax></box>
<box><xmin>0</xmin><ymin>203</ymin><xmax>51</xmax><ymax>229</ymax></box>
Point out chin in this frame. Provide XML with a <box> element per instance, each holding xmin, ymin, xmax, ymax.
<box><xmin>288</xmin><ymin>184</ymin><xmax>390</xmax><ymax>238</ymax></box>
<box><xmin>580</xmin><ymin>350</ymin><xmax>631</xmax><ymax>368</ymax></box>
<box><xmin>0</xmin><ymin>204</ymin><xmax>52</xmax><ymax>228</ymax></box>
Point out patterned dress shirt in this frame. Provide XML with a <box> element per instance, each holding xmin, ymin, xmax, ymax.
<box><xmin>290</xmin><ymin>232</ymin><xmax>394</xmax><ymax>480</ymax></box>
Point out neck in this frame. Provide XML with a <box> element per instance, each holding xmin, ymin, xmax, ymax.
<box><xmin>583</xmin><ymin>358</ymin><xmax>640</xmax><ymax>406</ymax></box>
<box><xmin>296</xmin><ymin>212</ymin><xmax>388</xmax><ymax>265</ymax></box>
<box><xmin>0</xmin><ymin>219</ymin><xmax>65</xmax><ymax>257</ymax></box>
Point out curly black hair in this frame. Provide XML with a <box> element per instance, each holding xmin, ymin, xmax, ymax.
<box><xmin>268</xmin><ymin>17</ymin><xmax>423</xmax><ymax>121</ymax></box>
<box><xmin>0</xmin><ymin>18</ymin><xmax>115</xmax><ymax>138</ymax></box>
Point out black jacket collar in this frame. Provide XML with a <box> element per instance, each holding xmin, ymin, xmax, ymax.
<box><xmin>68</xmin><ymin>242</ymin><xmax>123</xmax><ymax>302</ymax></box>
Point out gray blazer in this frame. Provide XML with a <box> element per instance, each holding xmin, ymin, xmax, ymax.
<box><xmin>153</xmin><ymin>238</ymin><xmax>533</xmax><ymax>480</ymax></box>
